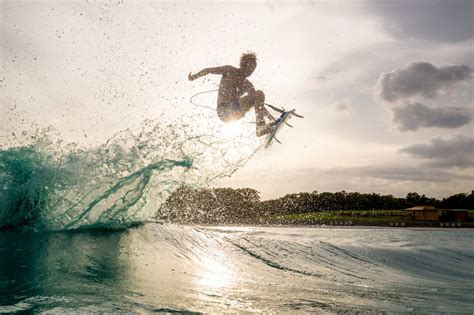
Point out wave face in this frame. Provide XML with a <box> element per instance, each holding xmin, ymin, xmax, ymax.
<box><xmin>0</xmin><ymin>120</ymin><xmax>260</xmax><ymax>231</ymax></box>
<box><xmin>1</xmin><ymin>225</ymin><xmax>472</xmax><ymax>313</ymax></box>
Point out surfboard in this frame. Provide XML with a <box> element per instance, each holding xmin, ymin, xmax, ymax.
<box><xmin>264</xmin><ymin>109</ymin><xmax>302</xmax><ymax>148</ymax></box>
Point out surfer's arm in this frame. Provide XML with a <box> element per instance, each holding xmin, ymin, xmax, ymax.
<box><xmin>188</xmin><ymin>66</ymin><xmax>233</xmax><ymax>81</ymax></box>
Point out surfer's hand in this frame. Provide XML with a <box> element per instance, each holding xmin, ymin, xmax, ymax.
<box><xmin>188</xmin><ymin>72</ymin><xmax>195</xmax><ymax>81</ymax></box>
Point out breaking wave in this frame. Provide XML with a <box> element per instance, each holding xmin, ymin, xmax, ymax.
<box><xmin>0</xmin><ymin>118</ymin><xmax>261</xmax><ymax>231</ymax></box>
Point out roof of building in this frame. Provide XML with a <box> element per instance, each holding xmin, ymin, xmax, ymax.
<box><xmin>404</xmin><ymin>205</ymin><xmax>437</xmax><ymax>211</ymax></box>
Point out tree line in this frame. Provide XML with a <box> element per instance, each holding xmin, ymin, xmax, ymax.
<box><xmin>156</xmin><ymin>187</ymin><xmax>474</xmax><ymax>224</ymax></box>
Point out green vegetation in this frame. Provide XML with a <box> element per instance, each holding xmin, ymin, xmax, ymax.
<box><xmin>277</xmin><ymin>209</ymin><xmax>403</xmax><ymax>220</ymax></box>
<box><xmin>156</xmin><ymin>187</ymin><xmax>474</xmax><ymax>225</ymax></box>
<box><xmin>272</xmin><ymin>210</ymin><xmax>406</xmax><ymax>225</ymax></box>
<box><xmin>469</xmin><ymin>210</ymin><xmax>474</xmax><ymax>221</ymax></box>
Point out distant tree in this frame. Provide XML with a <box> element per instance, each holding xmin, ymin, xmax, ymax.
<box><xmin>440</xmin><ymin>191</ymin><xmax>474</xmax><ymax>209</ymax></box>
<box><xmin>157</xmin><ymin>186</ymin><xmax>262</xmax><ymax>224</ymax></box>
<box><xmin>157</xmin><ymin>186</ymin><xmax>473</xmax><ymax>224</ymax></box>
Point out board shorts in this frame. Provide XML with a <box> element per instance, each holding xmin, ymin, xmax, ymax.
<box><xmin>217</xmin><ymin>100</ymin><xmax>242</xmax><ymax>122</ymax></box>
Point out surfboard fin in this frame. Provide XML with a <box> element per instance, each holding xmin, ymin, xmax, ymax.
<box><xmin>266</xmin><ymin>103</ymin><xmax>304</xmax><ymax>118</ymax></box>
<box><xmin>265</xmin><ymin>103</ymin><xmax>285</xmax><ymax>113</ymax></box>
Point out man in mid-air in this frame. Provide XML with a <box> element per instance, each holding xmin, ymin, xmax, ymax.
<box><xmin>188</xmin><ymin>52</ymin><xmax>276</xmax><ymax>136</ymax></box>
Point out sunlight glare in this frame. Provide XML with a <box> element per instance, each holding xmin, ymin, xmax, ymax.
<box><xmin>221</xmin><ymin>121</ymin><xmax>243</xmax><ymax>138</ymax></box>
<box><xmin>197</xmin><ymin>250</ymin><xmax>235</xmax><ymax>289</ymax></box>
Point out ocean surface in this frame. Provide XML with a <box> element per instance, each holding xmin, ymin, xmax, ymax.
<box><xmin>1</xmin><ymin>225</ymin><xmax>473</xmax><ymax>313</ymax></box>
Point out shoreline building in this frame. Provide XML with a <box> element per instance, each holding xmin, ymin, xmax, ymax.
<box><xmin>440</xmin><ymin>209</ymin><xmax>469</xmax><ymax>222</ymax></box>
<box><xmin>404</xmin><ymin>206</ymin><xmax>439</xmax><ymax>221</ymax></box>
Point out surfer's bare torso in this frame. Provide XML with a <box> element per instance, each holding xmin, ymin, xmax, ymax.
<box><xmin>188</xmin><ymin>52</ymin><xmax>276</xmax><ymax>136</ymax></box>
<box><xmin>216</xmin><ymin>66</ymin><xmax>254</xmax><ymax>109</ymax></box>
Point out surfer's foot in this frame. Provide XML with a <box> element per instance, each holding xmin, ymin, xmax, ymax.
<box><xmin>256</xmin><ymin>121</ymin><xmax>276</xmax><ymax>137</ymax></box>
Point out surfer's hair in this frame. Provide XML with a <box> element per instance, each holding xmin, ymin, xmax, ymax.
<box><xmin>240</xmin><ymin>51</ymin><xmax>257</xmax><ymax>67</ymax></box>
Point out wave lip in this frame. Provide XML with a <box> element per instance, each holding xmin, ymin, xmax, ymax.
<box><xmin>1</xmin><ymin>118</ymin><xmax>260</xmax><ymax>231</ymax></box>
<box><xmin>0</xmin><ymin>145</ymin><xmax>192</xmax><ymax>231</ymax></box>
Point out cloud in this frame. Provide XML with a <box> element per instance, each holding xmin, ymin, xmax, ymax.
<box><xmin>367</xmin><ymin>0</ymin><xmax>474</xmax><ymax>42</ymax></box>
<box><xmin>336</xmin><ymin>103</ymin><xmax>349</xmax><ymax>111</ymax></box>
<box><xmin>325</xmin><ymin>165</ymin><xmax>462</xmax><ymax>182</ymax></box>
<box><xmin>375</xmin><ymin>62</ymin><xmax>473</xmax><ymax>103</ymax></box>
<box><xmin>392</xmin><ymin>103</ymin><xmax>472</xmax><ymax>131</ymax></box>
<box><xmin>400</xmin><ymin>136</ymin><xmax>474</xmax><ymax>168</ymax></box>
<box><xmin>331</xmin><ymin>100</ymin><xmax>350</xmax><ymax>112</ymax></box>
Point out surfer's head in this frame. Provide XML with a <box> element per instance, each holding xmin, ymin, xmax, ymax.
<box><xmin>240</xmin><ymin>51</ymin><xmax>257</xmax><ymax>77</ymax></box>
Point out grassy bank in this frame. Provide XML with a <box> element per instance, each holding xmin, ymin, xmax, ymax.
<box><xmin>268</xmin><ymin>210</ymin><xmax>474</xmax><ymax>227</ymax></box>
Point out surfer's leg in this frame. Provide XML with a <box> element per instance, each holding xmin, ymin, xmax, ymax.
<box><xmin>239</xmin><ymin>90</ymin><xmax>263</xmax><ymax>114</ymax></box>
<box><xmin>253</xmin><ymin>91</ymin><xmax>275</xmax><ymax>121</ymax></box>
<box><xmin>252</xmin><ymin>91</ymin><xmax>276</xmax><ymax>136</ymax></box>
<box><xmin>240</xmin><ymin>91</ymin><xmax>275</xmax><ymax>136</ymax></box>
<box><xmin>240</xmin><ymin>91</ymin><xmax>273</xmax><ymax>121</ymax></box>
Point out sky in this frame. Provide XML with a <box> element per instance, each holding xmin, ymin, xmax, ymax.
<box><xmin>1</xmin><ymin>0</ymin><xmax>473</xmax><ymax>200</ymax></box>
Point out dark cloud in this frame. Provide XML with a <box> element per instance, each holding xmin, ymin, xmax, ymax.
<box><xmin>392</xmin><ymin>103</ymin><xmax>472</xmax><ymax>131</ymax></box>
<box><xmin>326</xmin><ymin>165</ymin><xmax>461</xmax><ymax>182</ymax></box>
<box><xmin>375</xmin><ymin>62</ymin><xmax>473</xmax><ymax>102</ymax></box>
<box><xmin>400</xmin><ymin>136</ymin><xmax>474</xmax><ymax>168</ymax></box>
<box><xmin>368</xmin><ymin>0</ymin><xmax>474</xmax><ymax>42</ymax></box>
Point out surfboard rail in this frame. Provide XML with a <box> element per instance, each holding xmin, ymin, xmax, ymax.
<box><xmin>264</xmin><ymin>109</ymin><xmax>303</xmax><ymax>148</ymax></box>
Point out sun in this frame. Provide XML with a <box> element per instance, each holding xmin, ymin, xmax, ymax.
<box><xmin>221</xmin><ymin>120</ymin><xmax>243</xmax><ymax>138</ymax></box>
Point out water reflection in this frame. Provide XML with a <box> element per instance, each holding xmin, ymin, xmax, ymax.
<box><xmin>197</xmin><ymin>249</ymin><xmax>235</xmax><ymax>289</ymax></box>
<box><xmin>2</xmin><ymin>225</ymin><xmax>471</xmax><ymax>313</ymax></box>
<box><xmin>121</xmin><ymin>225</ymin><xmax>240</xmax><ymax>311</ymax></box>
<box><xmin>0</xmin><ymin>229</ymin><xmax>128</xmax><ymax>312</ymax></box>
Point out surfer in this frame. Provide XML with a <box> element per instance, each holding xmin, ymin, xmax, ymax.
<box><xmin>188</xmin><ymin>52</ymin><xmax>276</xmax><ymax>136</ymax></box>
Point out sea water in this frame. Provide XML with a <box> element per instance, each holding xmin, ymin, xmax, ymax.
<box><xmin>1</xmin><ymin>225</ymin><xmax>473</xmax><ymax>313</ymax></box>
